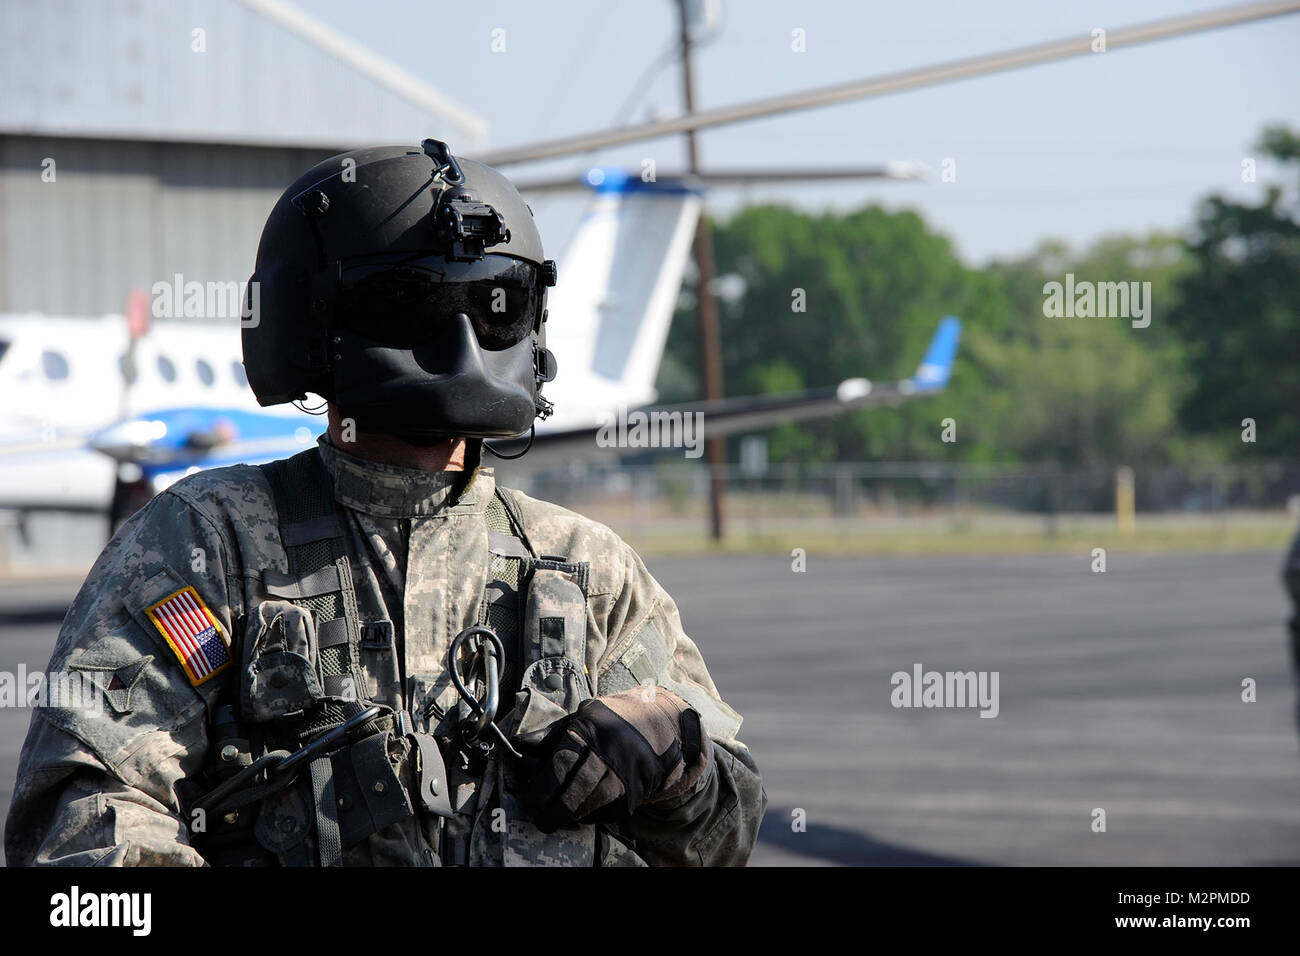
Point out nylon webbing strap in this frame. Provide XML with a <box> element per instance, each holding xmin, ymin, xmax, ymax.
<box><xmin>281</xmin><ymin>513</ymin><xmax>344</xmax><ymax>546</ymax></box>
<box><xmin>259</xmin><ymin>450</ymin><xmax>357</xmax><ymax>691</ymax></box>
<box><xmin>309</xmin><ymin>756</ymin><xmax>343</xmax><ymax>867</ymax></box>
<box><xmin>481</xmin><ymin>490</ymin><xmax>539</xmax><ymax>703</ymax></box>
<box><xmin>482</xmin><ymin>495</ymin><xmax>518</xmax><ymax>642</ymax></box>
<box><xmin>493</xmin><ymin>487</ymin><xmax>537</xmax><ymax>559</ymax></box>
<box><xmin>488</xmin><ymin>532</ymin><xmax>531</xmax><ymax>559</ymax></box>
<box><xmin>259</xmin><ymin>449</ymin><xmax>365</xmax><ymax>866</ymax></box>
<box><xmin>263</xmin><ymin>565</ymin><xmax>344</xmax><ymax>599</ymax></box>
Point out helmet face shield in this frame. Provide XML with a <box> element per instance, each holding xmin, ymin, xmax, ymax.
<box><xmin>337</xmin><ymin>253</ymin><xmax>543</xmax><ymax>352</ymax></box>
<box><xmin>330</xmin><ymin>251</ymin><xmax>550</xmax><ymax>442</ymax></box>
<box><xmin>332</xmin><ymin>317</ymin><xmax>539</xmax><ymax>442</ymax></box>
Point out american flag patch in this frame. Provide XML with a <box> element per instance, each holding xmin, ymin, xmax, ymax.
<box><xmin>146</xmin><ymin>587</ymin><xmax>230</xmax><ymax>686</ymax></box>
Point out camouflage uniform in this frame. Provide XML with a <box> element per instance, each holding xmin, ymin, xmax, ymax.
<box><xmin>1284</xmin><ymin>528</ymin><xmax>1300</xmax><ymax>734</ymax></box>
<box><xmin>5</xmin><ymin>439</ymin><xmax>765</xmax><ymax>866</ymax></box>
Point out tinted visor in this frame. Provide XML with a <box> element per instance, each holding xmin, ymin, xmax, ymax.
<box><xmin>337</xmin><ymin>253</ymin><xmax>542</xmax><ymax>350</ymax></box>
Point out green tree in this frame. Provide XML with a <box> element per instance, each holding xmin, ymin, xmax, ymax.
<box><xmin>1166</xmin><ymin>125</ymin><xmax>1300</xmax><ymax>458</ymax></box>
<box><xmin>662</xmin><ymin>204</ymin><xmax>1001</xmax><ymax>462</ymax></box>
<box><xmin>961</xmin><ymin>233</ymin><xmax>1194</xmax><ymax>468</ymax></box>
<box><xmin>661</xmin><ymin>204</ymin><xmax>1195</xmax><ymax>467</ymax></box>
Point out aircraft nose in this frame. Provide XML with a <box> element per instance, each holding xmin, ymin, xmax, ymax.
<box><xmin>87</xmin><ymin>418</ymin><xmax>167</xmax><ymax>463</ymax></box>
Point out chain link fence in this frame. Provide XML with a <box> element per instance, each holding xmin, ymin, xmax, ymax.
<box><xmin>520</xmin><ymin>459</ymin><xmax>1300</xmax><ymax>544</ymax></box>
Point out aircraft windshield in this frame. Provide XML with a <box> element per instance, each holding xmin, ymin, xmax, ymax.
<box><xmin>0</xmin><ymin>339</ymin><xmax>9</xmax><ymax>366</ymax></box>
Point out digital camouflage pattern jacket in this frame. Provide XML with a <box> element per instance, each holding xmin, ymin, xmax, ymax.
<box><xmin>4</xmin><ymin>439</ymin><xmax>765</xmax><ymax>866</ymax></box>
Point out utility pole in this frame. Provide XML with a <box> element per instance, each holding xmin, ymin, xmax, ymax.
<box><xmin>677</xmin><ymin>0</ymin><xmax>727</xmax><ymax>540</ymax></box>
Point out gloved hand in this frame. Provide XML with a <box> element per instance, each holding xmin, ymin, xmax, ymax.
<box><xmin>523</xmin><ymin>686</ymin><xmax>712</xmax><ymax>831</ymax></box>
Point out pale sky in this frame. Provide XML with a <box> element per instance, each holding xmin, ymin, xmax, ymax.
<box><xmin>295</xmin><ymin>0</ymin><xmax>1300</xmax><ymax>265</ymax></box>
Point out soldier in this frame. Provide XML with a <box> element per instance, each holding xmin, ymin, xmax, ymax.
<box><xmin>5</xmin><ymin>140</ymin><xmax>765</xmax><ymax>866</ymax></box>
<box><xmin>1283</xmin><ymin>527</ymin><xmax>1300</xmax><ymax>734</ymax></box>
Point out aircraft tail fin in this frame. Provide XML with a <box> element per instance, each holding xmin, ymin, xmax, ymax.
<box><xmin>910</xmin><ymin>315</ymin><xmax>962</xmax><ymax>391</ymax></box>
<box><xmin>542</xmin><ymin>170</ymin><xmax>703</xmax><ymax>414</ymax></box>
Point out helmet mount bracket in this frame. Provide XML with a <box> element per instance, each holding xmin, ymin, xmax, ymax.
<box><xmin>434</xmin><ymin>192</ymin><xmax>510</xmax><ymax>262</ymax></box>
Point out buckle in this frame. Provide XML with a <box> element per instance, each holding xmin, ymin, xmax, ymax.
<box><xmin>410</xmin><ymin>731</ymin><xmax>454</xmax><ymax>819</ymax></box>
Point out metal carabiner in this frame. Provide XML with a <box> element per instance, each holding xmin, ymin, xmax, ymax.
<box><xmin>448</xmin><ymin>626</ymin><xmax>523</xmax><ymax>759</ymax></box>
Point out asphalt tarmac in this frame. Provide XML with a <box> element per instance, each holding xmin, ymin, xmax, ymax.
<box><xmin>1</xmin><ymin>550</ymin><xmax>1297</xmax><ymax>866</ymax></box>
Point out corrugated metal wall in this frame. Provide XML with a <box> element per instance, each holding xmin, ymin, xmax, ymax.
<box><xmin>0</xmin><ymin>0</ymin><xmax>485</xmax><ymax>149</ymax></box>
<box><xmin>0</xmin><ymin>135</ymin><xmax>329</xmax><ymax>314</ymax></box>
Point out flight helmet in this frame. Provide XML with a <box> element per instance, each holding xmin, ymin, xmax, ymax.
<box><xmin>243</xmin><ymin>139</ymin><xmax>558</xmax><ymax>443</ymax></box>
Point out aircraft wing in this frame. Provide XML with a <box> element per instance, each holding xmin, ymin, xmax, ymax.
<box><xmin>522</xmin><ymin>315</ymin><xmax>961</xmax><ymax>454</ymax></box>
<box><xmin>7</xmin><ymin>317</ymin><xmax>959</xmax><ymax>514</ymax></box>
<box><xmin>0</xmin><ymin>431</ymin><xmax>119</xmax><ymax>514</ymax></box>
<box><xmin>80</xmin><ymin>316</ymin><xmax>960</xmax><ymax>478</ymax></box>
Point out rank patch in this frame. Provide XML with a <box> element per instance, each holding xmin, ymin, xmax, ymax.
<box><xmin>68</xmin><ymin>655</ymin><xmax>152</xmax><ymax>714</ymax></box>
<box><xmin>146</xmin><ymin>587</ymin><xmax>230</xmax><ymax>686</ymax></box>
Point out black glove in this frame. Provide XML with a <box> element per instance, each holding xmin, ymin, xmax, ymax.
<box><xmin>523</xmin><ymin>686</ymin><xmax>712</xmax><ymax>831</ymax></box>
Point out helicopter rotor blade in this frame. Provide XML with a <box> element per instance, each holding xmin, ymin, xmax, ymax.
<box><xmin>473</xmin><ymin>0</ymin><xmax>1300</xmax><ymax>167</ymax></box>
<box><xmin>512</xmin><ymin>163</ymin><xmax>926</xmax><ymax>193</ymax></box>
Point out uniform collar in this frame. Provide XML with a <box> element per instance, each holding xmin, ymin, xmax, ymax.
<box><xmin>316</xmin><ymin>437</ymin><xmax>495</xmax><ymax>518</ymax></box>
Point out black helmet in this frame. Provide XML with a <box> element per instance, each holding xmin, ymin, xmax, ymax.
<box><xmin>243</xmin><ymin>139</ymin><xmax>558</xmax><ymax>442</ymax></box>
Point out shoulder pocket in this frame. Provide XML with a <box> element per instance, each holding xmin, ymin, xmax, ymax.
<box><xmin>49</xmin><ymin>567</ymin><xmax>219</xmax><ymax>766</ymax></box>
<box><xmin>598</xmin><ymin>620</ymin><xmax>743</xmax><ymax>740</ymax></box>
<box><xmin>128</xmin><ymin>567</ymin><xmax>233</xmax><ymax>693</ymax></box>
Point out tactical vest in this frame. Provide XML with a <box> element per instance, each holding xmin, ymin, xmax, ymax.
<box><xmin>190</xmin><ymin>448</ymin><xmax>623</xmax><ymax>866</ymax></box>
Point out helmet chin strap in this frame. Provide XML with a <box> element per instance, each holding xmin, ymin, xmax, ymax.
<box><xmin>482</xmin><ymin>427</ymin><xmax>535</xmax><ymax>461</ymax></box>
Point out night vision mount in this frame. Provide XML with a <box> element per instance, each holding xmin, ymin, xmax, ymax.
<box><xmin>423</xmin><ymin>138</ymin><xmax>511</xmax><ymax>262</ymax></box>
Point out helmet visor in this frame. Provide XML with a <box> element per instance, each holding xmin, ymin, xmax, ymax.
<box><xmin>337</xmin><ymin>253</ymin><xmax>542</xmax><ymax>351</ymax></box>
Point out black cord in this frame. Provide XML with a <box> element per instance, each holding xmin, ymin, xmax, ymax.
<box><xmin>292</xmin><ymin>396</ymin><xmax>329</xmax><ymax>415</ymax></box>
<box><xmin>483</xmin><ymin>425</ymin><xmax>535</xmax><ymax>460</ymax></box>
